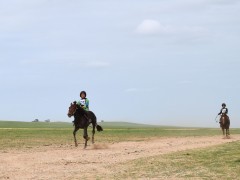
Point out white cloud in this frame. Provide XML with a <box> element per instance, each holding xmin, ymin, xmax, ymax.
<box><xmin>198</xmin><ymin>0</ymin><xmax>239</xmax><ymax>6</ymax></box>
<box><xmin>20</xmin><ymin>59</ymin><xmax>110</xmax><ymax>69</ymax></box>
<box><xmin>135</xmin><ymin>19</ymin><xmax>207</xmax><ymax>38</ymax></box>
<box><xmin>136</xmin><ymin>19</ymin><xmax>172</xmax><ymax>35</ymax></box>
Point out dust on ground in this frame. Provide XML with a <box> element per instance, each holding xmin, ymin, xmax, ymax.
<box><xmin>0</xmin><ymin>135</ymin><xmax>239</xmax><ymax>180</ymax></box>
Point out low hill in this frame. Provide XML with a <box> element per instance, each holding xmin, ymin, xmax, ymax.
<box><xmin>0</xmin><ymin>120</ymin><xmax>166</xmax><ymax>129</ymax></box>
<box><xmin>0</xmin><ymin>121</ymin><xmax>72</xmax><ymax>128</ymax></box>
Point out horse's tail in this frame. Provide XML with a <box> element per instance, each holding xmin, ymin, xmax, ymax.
<box><xmin>96</xmin><ymin>124</ymin><xmax>103</xmax><ymax>132</ymax></box>
<box><xmin>89</xmin><ymin>111</ymin><xmax>103</xmax><ymax>131</ymax></box>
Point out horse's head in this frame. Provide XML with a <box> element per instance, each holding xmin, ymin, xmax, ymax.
<box><xmin>67</xmin><ymin>101</ymin><xmax>78</xmax><ymax>117</ymax></box>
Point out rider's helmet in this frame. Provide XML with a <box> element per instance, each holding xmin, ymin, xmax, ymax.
<box><xmin>80</xmin><ymin>91</ymin><xmax>87</xmax><ymax>98</ymax></box>
<box><xmin>222</xmin><ymin>103</ymin><xmax>226</xmax><ymax>107</ymax></box>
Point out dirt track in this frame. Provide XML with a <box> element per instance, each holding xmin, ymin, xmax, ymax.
<box><xmin>0</xmin><ymin>135</ymin><xmax>239</xmax><ymax>180</ymax></box>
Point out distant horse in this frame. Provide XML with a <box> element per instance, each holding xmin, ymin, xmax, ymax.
<box><xmin>219</xmin><ymin>114</ymin><xmax>230</xmax><ymax>138</ymax></box>
<box><xmin>67</xmin><ymin>101</ymin><xmax>103</xmax><ymax>148</ymax></box>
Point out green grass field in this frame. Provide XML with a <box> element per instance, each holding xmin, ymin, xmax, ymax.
<box><xmin>110</xmin><ymin>140</ymin><xmax>240</xmax><ymax>180</ymax></box>
<box><xmin>1</xmin><ymin>121</ymin><xmax>240</xmax><ymax>179</ymax></box>
<box><xmin>1</xmin><ymin>121</ymin><xmax>240</xmax><ymax>150</ymax></box>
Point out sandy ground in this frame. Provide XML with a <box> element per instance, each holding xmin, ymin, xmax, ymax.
<box><xmin>0</xmin><ymin>135</ymin><xmax>239</xmax><ymax>180</ymax></box>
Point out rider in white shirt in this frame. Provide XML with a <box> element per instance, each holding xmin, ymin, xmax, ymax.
<box><xmin>77</xmin><ymin>91</ymin><xmax>89</xmax><ymax>111</ymax></box>
<box><xmin>72</xmin><ymin>91</ymin><xmax>91</xmax><ymax>124</ymax></box>
<box><xmin>218</xmin><ymin>103</ymin><xmax>229</xmax><ymax>123</ymax></box>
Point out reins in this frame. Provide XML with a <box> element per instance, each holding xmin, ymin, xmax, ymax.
<box><xmin>215</xmin><ymin>115</ymin><xmax>219</xmax><ymax>123</ymax></box>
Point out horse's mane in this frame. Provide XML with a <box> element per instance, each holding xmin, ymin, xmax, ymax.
<box><xmin>72</xmin><ymin>102</ymin><xmax>85</xmax><ymax>115</ymax></box>
<box><xmin>72</xmin><ymin>103</ymin><xmax>89</xmax><ymax>127</ymax></box>
<box><xmin>75</xmin><ymin>104</ymin><xmax>87</xmax><ymax>115</ymax></box>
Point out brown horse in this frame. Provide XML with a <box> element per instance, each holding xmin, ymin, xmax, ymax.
<box><xmin>219</xmin><ymin>114</ymin><xmax>230</xmax><ymax>138</ymax></box>
<box><xmin>67</xmin><ymin>101</ymin><xmax>103</xmax><ymax>148</ymax></box>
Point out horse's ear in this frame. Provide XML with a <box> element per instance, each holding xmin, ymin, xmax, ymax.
<box><xmin>73</xmin><ymin>101</ymin><xmax>77</xmax><ymax>104</ymax></box>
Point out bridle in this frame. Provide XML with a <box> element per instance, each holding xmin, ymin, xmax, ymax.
<box><xmin>68</xmin><ymin>102</ymin><xmax>78</xmax><ymax>117</ymax></box>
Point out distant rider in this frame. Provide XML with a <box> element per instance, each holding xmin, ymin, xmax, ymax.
<box><xmin>218</xmin><ymin>103</ymin><xmax>229</xmax><ymax>124</ymax></box>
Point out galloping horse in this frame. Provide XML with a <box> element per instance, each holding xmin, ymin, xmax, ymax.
<box><xmin>67</xmin><ymin>101</ymin><xmax>103</xmax><ymax>148</ymax></box>
<box><xmin>219</xmin><ymin>114</ymin><xmax>230</xmax><ymax>138</ymax></box>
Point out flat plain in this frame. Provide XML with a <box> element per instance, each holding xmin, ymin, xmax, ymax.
<box><xmin>0</xmin><ymin>121</ymin><xmax>240</xmax><ymax>179</ymax></box>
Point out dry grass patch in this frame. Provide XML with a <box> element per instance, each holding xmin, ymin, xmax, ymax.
<box><xmin>110</xmin><ymin>141</ymin><xmax>240</xmax><ymax>180</ymax></box>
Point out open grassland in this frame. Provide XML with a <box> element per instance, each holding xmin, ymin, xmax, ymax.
<box><xmin>1</xmin><ymin>121</ymin><xmax>240</xmax><ymax>179</ymax></box>
<box><xmin>0</xmin><ymin>121</ymin><xmax>240</xmax><ymax>150</ymax></box>
<box><xmin>110</xmin><ymin>141</ymin><xmax>240</xmax><ymax>180</ymax></box>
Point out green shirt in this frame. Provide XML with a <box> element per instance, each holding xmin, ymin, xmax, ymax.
<box><xmin>77</xmin><ymin>98</ymin><xmax>89</xmax><ymax>111</ymax></box>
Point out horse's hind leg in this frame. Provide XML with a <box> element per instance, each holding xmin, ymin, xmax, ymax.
<box><xmin>92</xmin><ymin>124</ymin><xmax>96</xmax><ymax>144</ymax></box>
<box><xmin>73</xmin><ymin>127</ymin><xmax>79</xmax><ymax>147</ymax></box>
<box><xmin>83</xmin><ymin>128</ymin><xmax>90</xmax><ymax>149</ymax></box>
<box><xmin>227</xmin><ymin>128</ymin><xmax>230</xmax><ymax>137</ymax></box>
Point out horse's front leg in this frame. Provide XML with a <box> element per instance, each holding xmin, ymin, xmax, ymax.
<box><xmin>83</xmin><ymin>127</ymin><xmax>90</xmax><ymax>149</ymax></box>
<box><xmin>226</xmin><ymin>128</ymin><xmax>230</xmax><ymax>137</ymax></box>
<box><xmin>222</xmin><ymin>128</ymin><xmax>225</xmax><ymax>138</ymax></box>
<box><xmin>73</xmin><ymin>127</ymin><xmax>79</xmax><ymax>147</ymax></box>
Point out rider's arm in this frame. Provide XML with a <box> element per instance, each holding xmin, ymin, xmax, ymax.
<box><xmin>218</xmin><ymin>108</ymin><xmax>222</xmax><ymax>115</ymax></box>
<box><xmin>85</xmin><ymin>99</ymin><xmax>89</xmax><ymax>110</ymax></box>
<box><xmin>226</xmin><ymin>108</ymin><xmax>228</xmax><ymax>114</ymax></box>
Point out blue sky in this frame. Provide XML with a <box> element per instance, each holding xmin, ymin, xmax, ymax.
<box><xmin>1</xmin><ymin>0</ymin><xmax>240</xmax><ymax>127</ymax></box>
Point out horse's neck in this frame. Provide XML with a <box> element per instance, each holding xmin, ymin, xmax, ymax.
<box><xmin>75</xmin><ymin>109</ymin><xmax>83</xmax><ymax>116</ymax></box>
<box><xmin>221</xmin><ymin>114</ymin><xmax>227</xmax><ymax>118</ymax></box>
<box><xmin>221</xmin><ymin>114</ymin><xmax>228</xmax><ymax>125</ymax></box>
<box><xmin>73</xmin><ymin>108</ymin><xmax>84</xmax><ymax>119</ymax></box>
<box><xmin>73</xmin><ymin>109</ymin><xmax>88</xmax><ymax>128</ymax></box>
